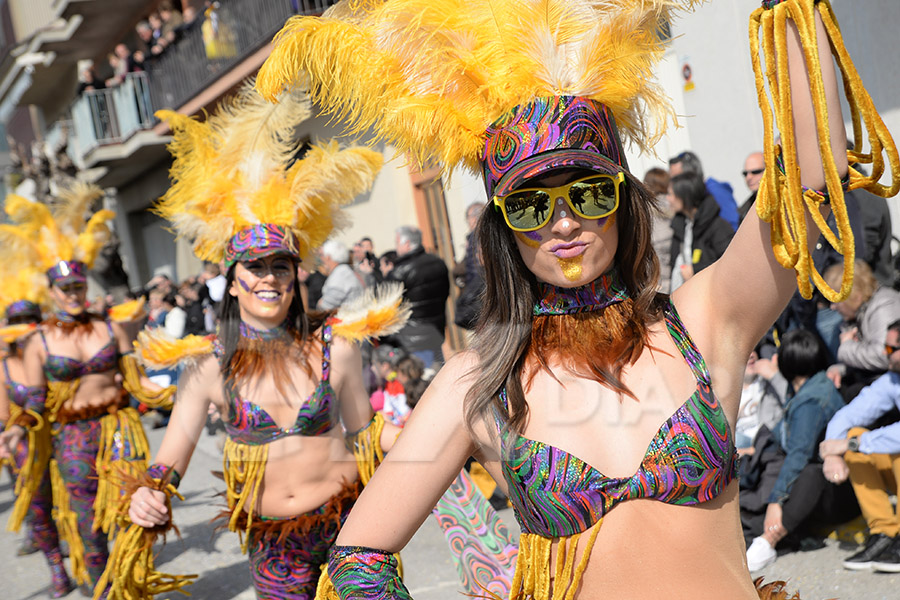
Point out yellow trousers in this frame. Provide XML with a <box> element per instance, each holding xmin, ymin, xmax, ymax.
<box><xmin>845</xmin><ymin>427</ymin><xmax>900</xmax><ymax>537</ymax></box>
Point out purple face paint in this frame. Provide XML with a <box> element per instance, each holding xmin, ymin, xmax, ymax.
<box><xmin>238</xmin><ymin>277</ymin><xmax>253</xmax><ymax>293</ymax></box>
<box><xmin>514</xmin><ymin>230</ymin><xmax>542</xmax><ymax>249</ymax></box>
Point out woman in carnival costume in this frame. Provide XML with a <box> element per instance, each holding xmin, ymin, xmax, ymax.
<box><xmin>256</xmin><ymin>0</ymin><xmax>899</xmax><ymax>597</ymax></box>
<box><xmin>0</xmin><ymin>182</ymin><xmax>169</xmax><ymax>596</ymax></box>
<box><xmin>116</xmin><ymin>81</ymin><xmax>406</xmax><ymax>600</ymax></box>
<box><xmin>0</xmin><ymin>254</ymin><xmax>75</xmax><ymax>597</ymax></box>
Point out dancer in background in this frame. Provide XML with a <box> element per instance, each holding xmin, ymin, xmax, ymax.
<box><xmin>0</xmin><ymin>183</ymin><xmax>167</xmax><ymax>596</ymax></box>
<box><xmin>109</xmin><ymin>81</ymin><xmax>403</xmax><ymax>600</ymax></box>
<box><xmin>0</xmin><ymin>252</ymin><xmax>73</xmax><ymax>597</ymax></box>
<box><xmin>256</xmin><ymin>0</ymin><xmax>898</xmax><ymax>597</ymax></box>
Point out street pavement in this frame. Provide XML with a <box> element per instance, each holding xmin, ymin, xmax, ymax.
<box><xmin>1</xmin><ymin>417</ymin><xmax>897</xmax><ymax>599</ymax></box>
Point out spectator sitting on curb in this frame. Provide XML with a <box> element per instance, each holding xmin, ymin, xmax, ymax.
<box><xmin>820</xmin><ymin>318</ymin><xmax>900</xmax><ymax>572</ymax></box>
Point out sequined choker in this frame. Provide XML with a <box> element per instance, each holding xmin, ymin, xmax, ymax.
<box><xmin>533</xmin><ymin>270</ymin><xmax>628</xmax><ymax>316</ymax></box>
<box><xmin>239</xmin><ymin>320</ymin><xmax>292</xmax><ymax>342</ymax></box>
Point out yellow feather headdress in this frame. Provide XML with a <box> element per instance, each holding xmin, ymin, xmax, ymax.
<box><xmin>0</xmin><ymin>183</ymin><xmax>113</xmax><ymax>285</ymax></box>
<box><xmin>257</xmin><ymin>0</ymin><xmax>703</xmax><ymax>184</ymax></box>
<box><xmin>154</xmin><ymin>79</ymin><xmax>383</xmax><ymax>268</ymax></box>
<box><xmin>0</xmin><ymin>221</ymin><xmax>46</xmax><ymax>323</ymax></box>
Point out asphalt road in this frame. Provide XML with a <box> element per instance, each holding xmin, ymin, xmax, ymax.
<box><xmin>1</xmin><ymin>418</ymin><xmax>897</xmax><ymax>599</ymax></box>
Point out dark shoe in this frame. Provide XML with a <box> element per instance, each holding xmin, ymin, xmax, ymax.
<box><xmin>873</xmin><ymin>536</ymin><xmax>900</xmax><ymax>573</ymax></box>
<box><xmin>843</xmin><ymin>533</ymin><xmax>895</xmax><ymax>570</ymax></box>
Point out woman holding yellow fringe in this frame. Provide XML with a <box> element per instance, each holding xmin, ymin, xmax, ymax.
<box><xmin>116</xmin><ymin>81</ymin><xmax>405</xmax><ymax>600</ymax></box>
<box><xmin>0</xmin><ymin>181</ymin><xmax>168</xmax><ymax>597</ymax></box>
<box><xmin>253</xmin><ymin>0</ymin><xmax>899</xmax><ymax>598</ymax></box>
<box><xmin>0</xmin><ymin>261</ymin><xmax>74</xmax><ymax>597</ymax></box>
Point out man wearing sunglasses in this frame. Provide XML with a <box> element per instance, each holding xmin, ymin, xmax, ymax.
<box><xmin>819</xmin><ymin>319</ymin><xmax>900</xmax><ymax>572</ymax></box>
<box><xmin>738</xmin><ymin>151</ymin><xmax>765</xmax><ymax>223</ymax></box>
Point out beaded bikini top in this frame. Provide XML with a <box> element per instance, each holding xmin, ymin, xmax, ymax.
<box><xmin>224</xmin><ymin>323</ymin><xmax>337</xmax><ymax>445</ymax></box>
<box><xmin>40</xmin><ymin>321</ymin><xmax>118</xmax><ymax>382</ymax></box>
<box><xmin>496</xmin><ymin>297</ymin><xmax>738</xmax><ymax>538</ymax></box>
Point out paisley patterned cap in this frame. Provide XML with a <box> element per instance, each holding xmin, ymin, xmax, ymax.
<box><xmin>5</xmin><ymin>300</ymin><xmax>41</xmax><ymax>321</ymax></box>
<box><xmin>47</xmin><ymin>260</ymin><xmax>87</xmax><ymax>286</ymax></box>
<box><xmin>481</xmin><ymin>96</ymin><xmax>628</xmax><ymax>198</ymax></box>
<box><xmin>224</xmin><ymin>223</ymin><xmax>300</xmax><ymax>269</ymax></box>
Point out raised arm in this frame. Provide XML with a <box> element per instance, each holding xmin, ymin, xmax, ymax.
<box><xmin>676</xmin><ymin>9</ymin><xmax>846</xmax><ymax>362</ymax></box>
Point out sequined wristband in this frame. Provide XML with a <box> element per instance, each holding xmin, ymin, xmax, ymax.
<box><xmin>146</xmin><ymin>463</ymin><xmax>182</xmax><ymax>489</ymax></box>
<box><xmin>328</xmin><ymin>546</ymin><xmax>412</xmax><ymax>599</ymax></box>
<box><xmin>775</xmin><ymin>150</ymin><xmax>849</xmax><ymax>205</ymax></box>
<box><xmin>22</xmin><ymin>386</ymin><xmax>46</xmax><ymax>415</ymax></box>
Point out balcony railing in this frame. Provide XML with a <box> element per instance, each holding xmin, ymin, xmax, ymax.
<box><xmin>147</xmin><ymin>0</ymin><xmax>337</xmax><ymax>112</ymax></box>
<box><xmin>69</xmin><ymin>72</ymin><xmax>154</xmax><ymax>158</ymax></box>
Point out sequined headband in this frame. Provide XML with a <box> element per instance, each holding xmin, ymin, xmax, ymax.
<box><xmin>481</xmin><ymin>96</ymin><xmax>628</xmax><ymax>200</ymax></box>
<box><xmin>224</xmin><ymin>223</ymin><xmax>300</xmax><ymax>270</ymax></box>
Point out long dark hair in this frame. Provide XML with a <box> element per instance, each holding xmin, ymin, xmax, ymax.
<box><xmin>217</xmin><ymin>260</ymin><xmax>328</xmax><ymax>386</ymax></box>
<box><xmin>464</xmin><ymin>170</ymin><xmax>665</xmax><ymax>440</ymax></box>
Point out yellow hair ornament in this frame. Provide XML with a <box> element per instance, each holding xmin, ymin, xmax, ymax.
<box><xmin>750</xmin><ymin>0</ymin><xmax>899</xmax><ymax>301</ymax></box>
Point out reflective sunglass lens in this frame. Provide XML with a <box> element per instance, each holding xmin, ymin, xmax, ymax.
<box><xmin>505</xmin><ymin>190</ymin><xmax>551</xmax><ymax>229</ymax></box>
<box><xmin>568</xmin><ymin>178</ymin><xmax>616</xmax><ymax>216</ymax></box>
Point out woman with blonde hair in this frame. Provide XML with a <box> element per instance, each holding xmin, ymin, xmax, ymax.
<box><xmin>826</xmin><ymin>259</ymin><xmax>900</xmax><ymax>401</ymax></box>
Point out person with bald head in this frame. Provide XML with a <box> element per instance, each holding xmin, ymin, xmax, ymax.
<box><xmin>738</xmin><ymin>151</ymin><xmax>765</xmax><ymax>223</ymax></box>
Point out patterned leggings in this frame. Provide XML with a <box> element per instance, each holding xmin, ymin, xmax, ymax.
<box><xmin>247</xmin><ymin>480</ymin><xmax>360</xmax><ymax>600</ymax></box>
<box><xmin>14</xmin><ymin>436</ymin><xmax>68</xmax><ymax>578</ymax></box>
<box><xmin>52</xmin><ymin>418</ymin><xmax>110</xmax><ymax>587</ymax></box>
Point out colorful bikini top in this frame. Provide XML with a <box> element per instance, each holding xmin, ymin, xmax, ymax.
<box><xmin>495</xmin><ymin>301</ymin><xmax>739</xmax><ymax>538</ymax></box>
<box><xmin>41</xmin><ymin>321</ymin><xmax>119</xmax><ymax>382</ymax></box>
<box><xmin>224</xmin><ymin>323</ymin><xmax>337</xmax><ymax>445</ymax></box>
<box><xmin>2</xmin><ymin>359</ymin><xmax>30</xmax><ymax>408</ymax></box>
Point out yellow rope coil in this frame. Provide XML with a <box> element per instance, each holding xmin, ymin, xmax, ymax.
<box><xmin>750</xmin><ymin>0</ymin><xmax>899</xmax><ymax>301</ymax></box>
<box><xmin>47</xmin><ymin>380</ymin><xmax>80</xmax><ymax>423</ymax></box>
<box><xmin>5</xmin><ymin>407</ymin><xmax>52</xmax><ymax>532</ymax></box>
<box><xmin>50</xmin><ymin>458</ymin><xmax>89</xmax><ymax>585</ymax></box>
<box><xmin>94</xmin><ymin>407</ymin><xmax>150</xmax><ymax>534</ymax></box>
<box><xmin>120</xmin><ymin>355</ymin><xmax>176</xmax><ymax>410</ymax></box>
<box><xmin>94</xmin><ymin>468</ymin><xmax>197</xmax><ymax>600</ymax></box>
<box><xmin>222</xmin><ymin>437</ymin><xmax>268</xmax><ymax>553</ymax></box>
<box><xmin>346</xmin><ymin>412</ymin><xmax>385</xmax><ymax>486</ymax></box>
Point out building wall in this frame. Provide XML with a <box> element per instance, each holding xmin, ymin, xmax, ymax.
<box><xmin>6</xmin><ymin>0</ymin><xmax>54</xmax><ymax>41</ymax></box>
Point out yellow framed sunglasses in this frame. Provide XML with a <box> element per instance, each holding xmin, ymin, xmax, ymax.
<box><xmin>492</xmin><ymin>172</ymin><xmax>625</xmax><ymax>232</ymax></box>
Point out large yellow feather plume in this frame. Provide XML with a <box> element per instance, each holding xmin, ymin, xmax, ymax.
<box><xmin>154</xmin><ymin>79</ymin><xmax>384</xmax><ymax>264</ymax></box>
<box><xmin>257</xmin><ymin>0</ymin><xmax>704</xmax><ymax>175</ymax></box>
<box><xmin>1</xmin><ymin>183</ymin><xmax>114</xmax><ymax>271</ymax></box>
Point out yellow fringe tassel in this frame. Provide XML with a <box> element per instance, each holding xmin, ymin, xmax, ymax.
<box><xmin>222</xmin><ymin>437</ymin><xmax>268</xmax><ymax>553</ymax></box>
<box><xmin>94</xmin><ymin>467</ymin><xmax>198</xmax><ymax>600</ymax></box>
<box><xmin>5</xmin><ymin>406</ymin><xmax>52</xmax><ymax>532</ymax></box>
<box><xmin>505</xmin><ymin>526</ymin><xmax>601</xmax><ymax>600</ymax></box>
<box><xmin>750</xmin><ymin>0</ymin><xmax>900</xmax><ymax>302</ymax></box>
<box><xmin>120</xmin><ymin>355</ymin><xmax>177</xmax><ymax>410</ymax></box>
<box><xmin>347</xmin><ymin>412</ymin><xmax>385</xmax><ymax>486</ymax></box>
<box><xmin>50</xmin><ymin>458</ymin><xmax>89</xmax><ymax>585</ymax></box>
<box><xmin>47</xmin><ymin>380</ymin><xmax>80</xmax><ymax>422</ymax></box>
<box><xmin>94</xmin><ymin>407</ymin><xmax>150</xmax><ymax>534</ymax></box>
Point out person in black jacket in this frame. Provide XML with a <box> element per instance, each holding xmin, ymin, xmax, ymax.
<box><xmin>386</xmin><ymin>225</ymin><xmax>450</xmax><ymax>368</ymax></box>
<box><xmin>668</xmin><ymin>172</ymin><xmax>735</xmax><ymax>291</ymax></box>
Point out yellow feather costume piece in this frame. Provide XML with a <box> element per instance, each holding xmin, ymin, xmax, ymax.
<box><xmin>330</xmin><ymin>283</ymin><xmax>411</xmax><ymax>344</ymax></box>
<box><xmin>750</xmin><ymin>0</ymin><xmax>899</xmax><ymax>301</ymax></box>
<box><xmin>257</xmin><ymin>0</ymin><xmax>703</xmax><ymax>176</ymax></box>
<box><xmin>154</xmin><ymin>80</ymin><xmax>383</xmax><ymax>265</ymax></box>
<box><xmin>0</xmin><ymin>203</ymin><xmax>48</xmax><ymax>319</ymax></box>
<box><xmin>1</xmin><ymin>184</ymin><xmax>114</xmax><ymax>271</ymax></box>
<box><xmin>0</xmin><ymin>323</ymin><xmax>38</xmax><ymax>345</ymax></box>
<box><xmin>108</xmin><ymin>297</ymin><xmax>147</xmax><ymax>323</ymax></box>
<box><xmin>134</xmin><ymin>330</ymin><xmax>215</xmax><ymax>371</ymax></box>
